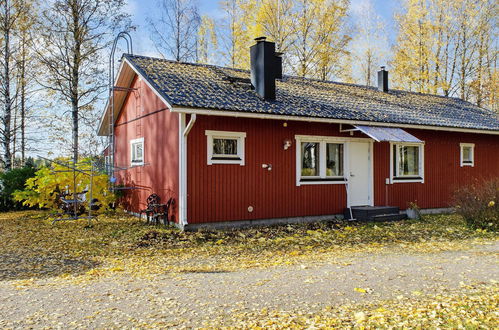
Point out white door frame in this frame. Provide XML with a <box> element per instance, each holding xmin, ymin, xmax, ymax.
<box><xmin>346</xmin><ymin>140</ymin><xmax>374</xmax><ymax>207</ymax></box>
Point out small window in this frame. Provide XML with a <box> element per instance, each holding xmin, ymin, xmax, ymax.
<box><xmin>460</xmin><ymin>143</ymin><xmax>474</xmax><ymax>167</ymax></box>
<box><xmin>297</xmin><ymin>136</ymin><xmax>346</xmax><ymax>184</ymax></box>
<box><xmin>130</xmin><ymin>137</ymin><xmax>144</xmax><ymax>166</ymax></box>
<box><xmin>391</xmin><ymin>143</ymin><xmax>424</xmax><ymax>183</ymax></box>
<box><xmin>206</xmin><ymin>130</ymin><xmax>246</xmax><ymax>165</ymax></box>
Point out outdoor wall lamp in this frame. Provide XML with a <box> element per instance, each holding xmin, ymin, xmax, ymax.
<box><xmin>262</xmin><ymin>164</ymin><xmax>272</xmax><ymax>171</ymax></box>
<box><xmin>283</xmin><ymin>139</ymin><xmax>292</xmax><ymax>150</ymax></box>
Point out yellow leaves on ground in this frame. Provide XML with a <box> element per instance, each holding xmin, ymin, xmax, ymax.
<box><xmin>0</xmin><ymin>210</ymin><xmax>497</xmax><ymax>285</ymax></box>
<box><xmin>205</xmin><ymin>284</ymin><xmax>499</xmax><ymax>328</ymax></box>
<box><xmin>354</xmin><ymin>287</ymin><xmax>373</xmax><ymax>294</ymax></box>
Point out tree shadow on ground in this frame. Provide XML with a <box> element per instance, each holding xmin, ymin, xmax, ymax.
<box><xmin>0</xmin><ymin>252</ymin><xmax>100</xmax><ymax>281</ymax></box>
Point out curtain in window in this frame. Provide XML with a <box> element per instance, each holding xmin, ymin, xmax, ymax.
<box><xmin>462</xmin><ymin>147</ymin><xmax>471</xmax><ymax>161</ymax></box>
<box><xmin>301</xmin><ymin>142</ymin><xmax>319</xmax><ymax>176</ymax></box>
<box><xmin>398</xmin><ymin>146</ymin><xmax>419</xmax><ymax>176</ymax></box>
<box><xmin>326</xmin><ymin>143</ymin><xmax>344</xmax><ymax>177</ymax></box>
<box><xmin>132</xmin><ymin>143</ymin><xmax>143</xmax><ymax>162</ymax></box>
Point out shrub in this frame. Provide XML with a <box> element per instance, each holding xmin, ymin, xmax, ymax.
<box><xmin>453</xmin><ymin>178</ymin><xmax>499</xmax><ymax>230</ymax></box>
<box><xmin>12</xmin><ymin>158</ymin><xmax>115</xmax><ymax>213</ymax></box>
<box><xmin>0</xmin><ymin>165</ymin><xmax>37</xmax><ymax>211</ymax></box>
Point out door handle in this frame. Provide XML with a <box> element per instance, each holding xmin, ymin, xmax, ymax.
<box><xmin>350</xmin><ymin>172</ymin><xmax>355</xmax><ymax>177</ymax></box>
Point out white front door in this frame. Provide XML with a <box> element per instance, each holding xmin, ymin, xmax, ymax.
<box><xmin>348</xmin><ymin>142</ymin><xmax>372</xmax><ymax>206</ymax></box>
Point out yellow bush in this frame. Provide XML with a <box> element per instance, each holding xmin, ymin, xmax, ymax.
<box><xmin>12</xmin><ymin>158</ymin><xmax>114</xmax><ymax>213</ymax></box>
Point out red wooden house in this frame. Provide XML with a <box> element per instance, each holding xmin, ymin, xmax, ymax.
<box><xmin>98</xmin><ymin>38</ymin><xmax>499</xmax><ymax>230</ymax></box>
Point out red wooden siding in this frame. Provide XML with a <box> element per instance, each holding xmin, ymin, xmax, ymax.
<box><xmin>187</xmin><ymin>116</ymin><xmax>366</xmax><ymax>224</ymax></box>
<box><xmin>374</xmin><ymin>129</ymin><xmax>499</xmax><ymax>209</ymax></box>
<box><xmin>113</xmin><ymin>76</ymin><xmax>179</xmax><ymax>221</ymax></box>
<box><xmin>187</xmin><ymin>115</ymin><xmax>499</xmax><ymax>224</ymax></box>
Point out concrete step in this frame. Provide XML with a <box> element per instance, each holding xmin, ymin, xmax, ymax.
<box><xmin>371</xmin><ymin>213</ymin><xmax>407</xmax><ymax>222</ymax></box>
<box><xmin>344</xmin><ymin>206</ymin><xmax>404</xmax><ymax>221</ymax></box>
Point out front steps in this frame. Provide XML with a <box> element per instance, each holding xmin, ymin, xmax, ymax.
<box><xmin>343</xmin><ymin>206</ymin><xmax>407</xmax><ymax>222</ymax></box>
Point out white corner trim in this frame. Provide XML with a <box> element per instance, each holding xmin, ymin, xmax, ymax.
<box><xmin>130</xmin><ymin>137</ymin><xmax>144</xmax><ymax>166</ymax></box>
<box><xmin>179</xmin><ymin>113</ymin><xmax>196</xmax><ymax>226</ymax></box>
<box><xmin>389</xmin><ymin>142</ymin><xmax>425</xmax><ymax>184</ymax></box>
<box><xmin>460</xmin><ymin>143</ymin><xmax>475</xmax><ymax>167</ymax></box>
<box><xmin>205</xmin><ymin>130</ymin><xmax>246</xmax><ymax>166</ymax></box>
<box><xmin>369</xmin><ymin>140</ymin><xmax>374</xmax><ymax>206</ymax></box>
<box><xmin>179</xmin><ymin>114</ymin><xmax>187</xmax><ymax>226</ymax></box>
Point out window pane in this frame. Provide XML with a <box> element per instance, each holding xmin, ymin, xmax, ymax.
<box><xmin>213</xmin><ymin>138</ymin><xmax>238</xmax><ymax>155</ymax></box>
<box><xmin>301</xmin><ymin>142</ymin><xmax>319</xmax><ymax>176</ymax></box>
<box><xmin>398</xmin><ymin>146</ymin><xmax>419</xmax><ymax>176</ymax></box>
<box><xmin>462</xmin><ymin>147</ymin><xmax>472</xmax><ymax>162</ymax></box>
<box><xmin>326</xmin><ymin>143</ymin><xmax>344</xmax><ymax>177</ymax></box>
<box><xmin>132</xmin><ymin>142</ymin><xmax>143</xmax><ymax>162</ymax></box>
<box><xmin>135</xmin><ymin>144</ymin><xmax>143</xmax><ymax>159</ymax></box>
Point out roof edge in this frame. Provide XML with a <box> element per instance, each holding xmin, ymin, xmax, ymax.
<box><xmin>172</xmin><ymin>106</ymin><xmax>499</xmax><ymax>136</ymax></box>
<box><xmin>97</xmin><ymin>55</ymin><xmax>174</xmax><ymax>136</ymax></box>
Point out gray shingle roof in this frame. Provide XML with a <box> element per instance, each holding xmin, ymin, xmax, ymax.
<box><xmin>124</xmin><ymin>54</ymin><xmax>499</xmax><ymax>132</ymax></box>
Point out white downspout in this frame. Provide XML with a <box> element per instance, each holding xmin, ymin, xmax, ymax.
<box><xmin>179</xmin><ymin>114</ymin><xmax>196</xmax><ymax>228</ymax></box>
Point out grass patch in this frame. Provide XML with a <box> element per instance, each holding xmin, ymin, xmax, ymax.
<box><xmin>0</xmin><ymin>211</ymin><xmax>496</xmax><ymax>282</ymax></box>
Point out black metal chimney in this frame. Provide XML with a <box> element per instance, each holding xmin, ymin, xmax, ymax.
<box><xmin>377</xmin><ymin>66</ymin><xmax>389</xmax><ymax>92</ymax></box>
<box><xmin>250</xmin><ymin>37</ymin><xmax>282</xmax><ymax>100</ymax></box>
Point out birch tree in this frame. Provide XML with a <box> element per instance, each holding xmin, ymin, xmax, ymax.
<box><xmin>0</xmin><ymin>0</ymin><xmax>27</xmax><ymax>170</ymax></box>
<box><xmin>350</xmin><ymin>0</ymin><xmax>388</xmax><ymax>86</ymax></box>
<box><xmin>219</xmin><ymin>0</ymin><xmax>254</xmax><ymax>69</ymax></box>
<box><xmin>289</xmin><ymin>0</ymin><xmax>350</xmax><ymax>79</ymax></box>
<box><xmin>36</xmin><ymin>0</ymin><xmax>129</xmax><ymax>163</ymax></box>
<box><xmin>392</xmin><ymin>0</ymin><xmax>432</xmax><ymax>93</ymax></box>
<box><xmin>254</xmin><ymin>0</ymin><xmax>295</xmax><ymax>70</ymax></box>
<box><xmin>14</xmin><ymin>0</ymin><xmax>37</xmax><ymax>166</ymax></box>
<box><xmin>148</xmin><ymin>0</ymin><xmax>200</xmax><ymax>62</ymax></box>
<box><xmin>313</xmin><ymin>0</ymin><xmax>350</xmax><ymax>81</ymax></box>
<box><xmin>197</xmin><ymin>15</ymin><xmax>217</xmax><ymax>64</ymax></box>
<box><xmin>392</xmin><ymin>0</ymin><xmax>497</xmax><ymax>110</ymax></box>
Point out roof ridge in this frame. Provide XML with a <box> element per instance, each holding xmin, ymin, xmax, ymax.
<box><xmin>122</xmin><ymin>53</ymin><xmax>498</xmax><ymax>129</ymax></box>
<box><xmin>123</xmin><ymin>53</ymin><xmax>250</xmax><ymax>74</ymax></box>
<box><xmin>124</xmin><ymin>53</ymin><xmax>492</xmax><ymax>108</ymax></box>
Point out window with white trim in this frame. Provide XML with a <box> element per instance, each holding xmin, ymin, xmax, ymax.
<box><xmin>460</xmin><ymin>143</ymin><xmax>474</xmax><ymax>167</ymax></box>
<box><xmin>391</xmin><ymin>143</ymin><xmax>424</xmax><ymax>183</ymax></box>
<box><xmin>205</xmin><ymin>130</ymin><xmax>246</xmax><ymax>165</ymax></box>
<box><xmin>297</xmin><ymin>136</ymin><xmax>346</xmax><ymax>185</ymax></box>
<box><xmin>130</xmin><ymin>137</ymin><xmax>144</xmax><ymax>166</ymax></box>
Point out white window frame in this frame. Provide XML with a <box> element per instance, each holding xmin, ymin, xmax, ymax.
<box><xmin>295</xmin><ymin>135</ymin><xmax>367</xmax><ymax>186</ymax></box>
<box><xmin>130</xmin><ymin>137</ymin><xmax>144</xmax><ymax>166</ymax></box>
<box><xmin>205</xmin><ymin>130</ymin><xmax>246</xmax><ymax>165</ymax></box>
<box><xmin>390</xmin><ymin>142</ymin><xmax>425</xmax><ymax>183</ymax></box>
<box><xmin>460</xmin><ymin>143</ymin><xmax>475</xmax><ymax>167</ymax></box>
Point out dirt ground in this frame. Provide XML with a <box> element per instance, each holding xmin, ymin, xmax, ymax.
<box><xmin>1</xmin><ymin>241</ymin><xmax>497</xmax><ymax>328</ymax></box>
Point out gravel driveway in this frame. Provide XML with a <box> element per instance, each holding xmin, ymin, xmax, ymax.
<box><xmin>1</xmin><ymin>241</ymin><xmax>497</xmax><ymax>328</ymax></box>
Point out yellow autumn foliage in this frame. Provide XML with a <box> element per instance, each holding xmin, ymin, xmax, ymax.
<box><xmin>12</xmin><ymin>158</ymin><xmax>114</xmax><ymax>212</ymax></box>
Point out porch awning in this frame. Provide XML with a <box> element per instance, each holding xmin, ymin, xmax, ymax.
<box><xmin>354</xmin><ymin>125</ymin><xmax>423</xmax><ymax>143</ymax></box>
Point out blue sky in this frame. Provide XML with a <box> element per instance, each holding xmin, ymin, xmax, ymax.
<box><xmin>125</xmin><ymin>0</ymin><xmax>400</xmax><ymax>58</ymax></box>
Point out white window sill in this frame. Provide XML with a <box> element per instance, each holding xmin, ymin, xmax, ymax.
<box><xmin>130</xmin><ymin>162</ymin><xmax>144</xmax><ymax>167</ymax></box>
<box><xmin>392</xmin><ymin>177</ymin><xmax>424</xmax><ymax>183</ymax></box>
<box><xmin>460</xmin><ymin>163</ymin><xmax>474</xmax><ymax>167</ymax></box>
<box><xmin>298</xmin><ymin>178</ymin><xmax>347</xmax><ymax>185</ymax></box>
<box><xmin>208</xmin><ymin>158</ymin><xmax>244</xmax><ymax>165</ymax></box>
